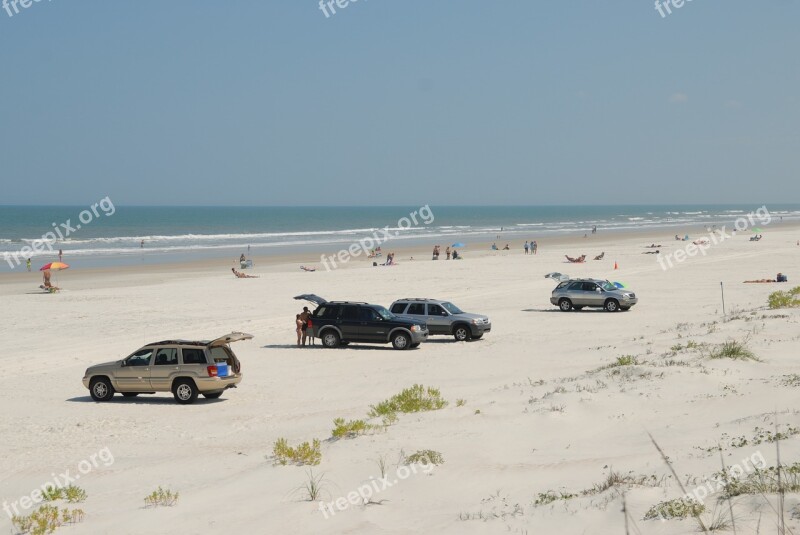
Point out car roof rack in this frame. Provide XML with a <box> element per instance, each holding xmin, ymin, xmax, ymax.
<box><xmin>326</xmin><ymin>301</ymin><xmax>369</xmax><ymax>305</ymax></box>
<box><xmin>149</xmin><ymin>340</ymin><xmax>208</xmax><ymax>346</ymax></box>
<box><xmin>397</xmin><ymin>298</ymin><xmax>438</xmax><ymax>302</ymax></box>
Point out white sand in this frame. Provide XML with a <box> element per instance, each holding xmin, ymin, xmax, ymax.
<box><xmin>1</xmin><ymin>226</ymin><xmax>799</xmax><ymax>534</ymax></box>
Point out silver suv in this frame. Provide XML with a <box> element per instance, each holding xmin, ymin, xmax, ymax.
<box><xmin>389</xmin><ymin>298</ymin><xmax>491</xmax><ymax>341</ymax></box>
<box><xmin>82</xmin><ymin>332</ymin><xmax>252</xmax><ymax>404</ymax></box>
<box><xmin>550</xmin><ymin>279</ymin><xmax>637</xmax><ymax>312</ymax></box>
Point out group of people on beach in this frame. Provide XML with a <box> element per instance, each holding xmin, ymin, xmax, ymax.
<box><xmin>524</xmin><ymin>241</ymin><xmax>538</xmax><ymax>254</ymax></box>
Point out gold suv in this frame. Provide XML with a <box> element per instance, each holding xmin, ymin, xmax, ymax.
<box><xmin>82</xmin><ymin>332</ymin><xmax>252</xmax><ymax>404</ymax></box>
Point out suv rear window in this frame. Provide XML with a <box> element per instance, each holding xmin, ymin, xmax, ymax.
<box><xmin>407</xmin><ymin>303</ymin><xmax>425</xmax><ymax>315</ymax></box>
<box><xmin>315</xmin><ymin>305</ymin><xmax>339</xmax><ymax>319</ymax></box>
<box><xmin>390</xmin><ymin>303</ymin><xmax>407</xmax><ymax>314</ymax></box>
<box><xmin>340</xmin><ymin>306</ymin><xmax>359</xmax><ymax>321</ymax></box>
<box><xmin>181</xmin><ymin>348</ymin><xmax>206</xmax><ymax>364</ymax></box>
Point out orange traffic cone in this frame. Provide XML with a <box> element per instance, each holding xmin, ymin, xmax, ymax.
<box><xmin>614</xmin><ymin>261</ymin><xmax>618</xmax><ymax>270</ymax></box>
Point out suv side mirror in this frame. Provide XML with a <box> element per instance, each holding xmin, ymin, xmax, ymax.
<box><xmin>121</xmin><ymin>360</ymin><xmax>127</xmax><ymax>367</ymax></box>
<box><xmin>596</xmin><ymin>288</ymin><xmax>602</xmax><ymax>293</ymax></box>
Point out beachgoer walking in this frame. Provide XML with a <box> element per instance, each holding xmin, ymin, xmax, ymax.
<box><xmin>58</xmin><ymin>249</ymin><xmax>63</xmax><ymax>262</ymax></box>
<box><xmin>141</xmin><ymin>240</ymin><xmax>144</xmax><ymax>248</ymax></box>
<box><xmin>26</xmin><ymin>258</ymin><xmax>31</xmax><ymax>272</ymax></box>
<box><xmin>532</xmin><ymin>240</ymin><xmax>537</xmax><ymax>254</ymax></box>
<box><xmin>524</xmin><ymin>241</ymin><xmax>529</xmax><ymax>255</ymax></box>
<box><xmin>446</xmin><ymin>247</ymin><xmax>451</xmax><ymax>260</ymax></box>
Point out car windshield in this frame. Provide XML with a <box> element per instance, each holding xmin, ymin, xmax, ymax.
<box><xmin>601</xmin><ymin>281</ymin><xmax>617</xmax><ymax>291</ymax></box>
<box><xmin>441</xmin><ymin>302</ymin><xmax>463</xmax><ymax>314</ymax></box>
<box><xmin>374</xmin><ymin>306</ymin><xmax>395</xmax><ymax>320</ymax></box>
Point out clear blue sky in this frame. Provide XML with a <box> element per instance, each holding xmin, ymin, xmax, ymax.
<box><xmin>1</xmin><ymin>1</ymin><xmax>798</xmax><ymax>206</ymax></box>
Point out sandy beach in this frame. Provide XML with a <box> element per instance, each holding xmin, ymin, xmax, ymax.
<box><xmin>2</xmin><ymin>224</ymin><xmax>799</xmax><ymax>534</ymax></box>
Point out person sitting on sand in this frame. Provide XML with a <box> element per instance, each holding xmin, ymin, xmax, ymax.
<box><xmin>452</xmin><ymin>249</ymin><xmax>460</xmax><ymax>260</ymax></box>
<box><xmin>642</xmin><ymin>250</ymin><xmax>660</xmax><ymax>254</ymax></box>
<box><xmin>300</xmin><ymin>266</ymin><xmax>316</xmax><ymax>272</ymax></box>
<box><xmin>503</xmin><ymin>244</ymin><xmax>510</xmax><ymax>250</ymax></box>
<box><xmin>675</xmin><ymin>234</ymin><xmax>681</xmax><ymax>241</ymax></box>
<box><xmin>231</xmin><ymin>268</ymin><xmax>259</xmax><ymax>278</ymax></box>
<box><xmin>383</xmin><ymin>252</ymin><xmax>395</xmax><ymax>266</ymax></box>
<box><xmin>777</xmin><ymin>273</ymin><xmax>788</xmax><ymax>282</ymax></box>
<box><xmin>594</xmin><ymin>252</ymin><xmax>605</xmax><ymax>260</ymax></box>
<box><xmin>491</xmin><ymin>243</ymin><xmax>498</xmax><ymax>250</ymax></box>
<box><xmin>240</xmin><ymin>254</ymin><xmax>246</xmax><ymax>263</ymax></box>
<box><xmin>744</xmin><ymin>279</ymin><xmax>776</xmax><ymax>283</ymax></box>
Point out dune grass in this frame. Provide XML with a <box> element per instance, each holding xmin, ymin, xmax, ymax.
<box><xmin>708</xmin><ymin>339</ymin><xmax>759</xmax><ymax>361</ymax></box>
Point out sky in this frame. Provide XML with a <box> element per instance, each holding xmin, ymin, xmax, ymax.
<box><xmin>0</xmin><ymin>1</ymin><xmax>798</xmax><ymax>206</ymax></box>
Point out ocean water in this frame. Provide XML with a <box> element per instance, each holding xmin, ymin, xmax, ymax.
<box><xmin>1</xmin><ymin>205</ymin><xmax>798</xmax><ymax>271</ymax></box>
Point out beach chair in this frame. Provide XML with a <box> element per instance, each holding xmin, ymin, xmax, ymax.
<box><xmin>240</xmin><ymin>259</ymin><xmax>254</xmax><ymax>269</ymax></box>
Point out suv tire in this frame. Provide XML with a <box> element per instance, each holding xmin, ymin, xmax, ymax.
<box><xmin>89</xmin><ymin>377</ymin><xmax>115</xmax><ymax>402</ymax></box>
<box><xmin>172</xmin><ymin>379</ymin><xmax>199</xmax><ymax>404</ymax></box>
<box><xmin>453</xmin><ymin>325</ymin><xmax>471</xmax><ymax>341</ymax></box>
<box><xmin>321</xmin><ymin>330</ymin><xmax>341</xmax><ymax>348</ymax></box>
<box><xmin>558</xmin><ymin>298</ymin><xmax>573</xmax><ymax>312</ymax></box>
<box><xmin>604</xmin><ymin>299</ymin><xmax>620</xmax><ymax>312</ymax></box>
<box><xmin>392</xmin><ymin>332</ymin><xmax>411</xmax><ymax>350</ymax></box>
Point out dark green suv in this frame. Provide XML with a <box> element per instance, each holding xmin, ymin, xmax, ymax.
<box><xmin>295</xmin><ymin>295</ymin><xmax>429</xmax><ymax>350</ymax></box>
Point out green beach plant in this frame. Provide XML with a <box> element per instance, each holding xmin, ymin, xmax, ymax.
<box><xmin>368</xmin><ymin>384</ymin><xmax>448</xmax><ymax>419</ymax></box>
<box><xmin>273</xmin><ymin>438</ymin><xmax>322</xmax><ymax>466</ymax></box>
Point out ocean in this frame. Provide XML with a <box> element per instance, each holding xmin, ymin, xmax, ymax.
<box><xmin>1</xmin><ymin>204</ymin><xmax>798</xmax><ymax>271</ymax></box>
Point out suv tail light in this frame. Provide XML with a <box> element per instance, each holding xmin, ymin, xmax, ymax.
<box><xmin>207</xmin><ymin>365</ymin><xmax>218</xmax><ymax>377</ymax></box>
<box><xmin>307</xmin><ymin>319</ymin><xmax>313</xmax><ymax>329</ymax></box>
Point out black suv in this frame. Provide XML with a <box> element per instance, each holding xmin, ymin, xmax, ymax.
<box><xmin>295</xmin><ymin>294</ymin><xmax>429</xmax><ymax>350</ymax></box>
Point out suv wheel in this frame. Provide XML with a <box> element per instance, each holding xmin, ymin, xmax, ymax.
<box><xmin>604</xmin><ymin>299</ymin><xmax>620</xmax><ymax>312</ymax></box>
<box><xmin>172</xmin><ymin>379</ymin><xmax>198</xmax><ymax>404</ymax></box>
<box><xmin>321</xmin><ymin>331</ymin><xmax>341</xmax><ymax>348</ymax></box>
<box><xmin>89</xmin><ymin>377</ymin><xmax>115</xmax><ymax>402</ymax></box>
<box><xmin>558</xmin><ymin>298</ymin><xmax>573</xmax><ymax>312</ymax></box>
<box><xmin>392</xmin><ymin>332</ymin><xmax>410</xmax><ymax>350</ymax></box>
<box><xmin>453</xmin><ymin>325</ymin><xmax>471</xmax><ymax>341</ymax></box>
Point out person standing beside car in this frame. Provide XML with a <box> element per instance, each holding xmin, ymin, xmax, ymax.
<box><xmin>299</xmin><ymin>306</ymin><xmax>312</xmax><ymax>346</ymax></box>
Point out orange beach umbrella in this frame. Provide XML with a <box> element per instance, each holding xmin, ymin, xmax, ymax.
<box><xmin>40</xmin><ymin>262</ymin><xmax>70</xmax><ymax>271</ymax></box>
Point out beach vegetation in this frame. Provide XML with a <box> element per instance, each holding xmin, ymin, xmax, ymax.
<box><xmin>144</xmin><ymin>486</ymin><xmax>179</xmax><ymax>507</ymax></box>
<box><xmin>720</xmin><ymin>463</ymin><xmax>800</xmax><ymax>497</ymax></box>
<box><xmin>644</xmin><ymin>498</ymin><xmax>705</xmax><ymax>520</ymax></box>
<box><xmin>534</xmin><ymin>490</ymin><xmax>577</xmax><ymax>506</ymax></box>
<box><xmin>455</xmin><ymin>398</ymin><xmax>466</xmax><ymax>407</ymax></box>
<box><xmin>331</xmin><ymin>418</ymin><xmax>373</xmax><ymax>439</ymax></box>
<box><xmin>368</xmin><ymin>384</ymin><xmax>448</xmax><ymax>419</ymax></box>
<box><xmin>298</xmin><ymin>469</ymin><xmax>328</xmax><ymax>501</ymax></box>
<box><xmin>708</xmin><ymin>339</ymin><xmax>759</xmax><ymax>361</ymax></box>
<box><xmin>768</xmin><ymin>287</ymin><xmax>800</xmax><ymax>309</ymax></box>
<box><xmin>272</xmin><ymin>438</ymin><xmax>322</xmax><ymax>466</ymax></box>
<box><xmin>405</xmin><ymin>449</ymin><xmax>444</xmax><ymax>465</ymax></box>
<box><xmin>12</xmin><ymin>504</ymin><xmax>85</xmax><ymax>535</ymax></box>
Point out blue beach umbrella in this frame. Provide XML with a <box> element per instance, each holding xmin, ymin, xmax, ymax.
<box><xmin>451</xmin><ymin>242</ymin><xmax>465</xmax><ymax>248</ymax></box>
